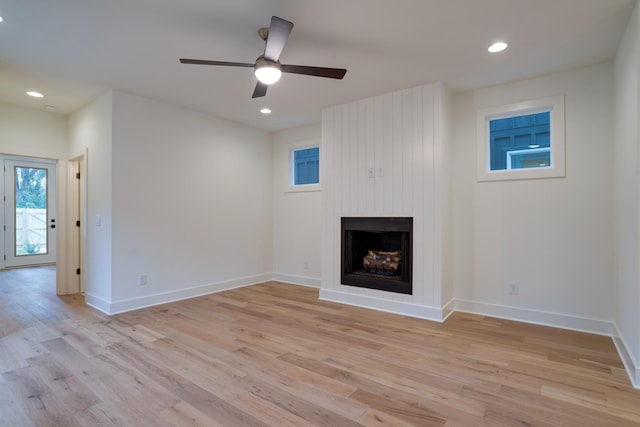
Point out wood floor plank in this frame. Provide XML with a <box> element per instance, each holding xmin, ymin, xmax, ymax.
<box><xmin>349</xmin><ymin>388</ymin><xmax>448</xmax><ymax>427</ymax></box>
<box><xmin>160</xmin><ymin>400</ymin><xmax>226</xmax><ymax>427</ymax></box>
<box><xmin>2</xmin><ymin>364</ymin><xmax>85</xmax><ymax>427</ymax></box>
<box><xmin>323</xmin><ymin>352</ymin><xmax>486</xmax><ymax>417</ymax></box>
<box><xmin>358</xmin><ymin>408</ymin><xmax>418</xmax><ymax>427</ymax></box>
<box><xmin>231</xmin><ymin>392</ymin><xmax>319</xmax><ymax>427</ymax></box>
<box><xmin>40</xmin><ymin>337</ymin><xmax>120</xmax><ymax>381</ymax></box>
<box><xmin>234</xmin><ymin>375</ymin><xmax>365</xmax><ymax>427</ymax></box>
<box><xmin>0</xmin><ymin>373</ymin><xmax>36</xmax><ymax>427</ymax></box>
<box><xmin>1</xmin><ymin>267</ymin><xmax>639</xmax><ymax>426</ymax></box>
<box><xmin>280</xmin><ymin>364</ymin><xmax>358</xmax><ymax>398</ymax></box>
<box><xmin>26</xmin><ymin>353</ymin><xmax>102</xmax><ymax>414</ymax></box>
<box><xmin>71</xmin><ymin>403</ymin><xmax>123</xmax><ymax>427</ymax></box>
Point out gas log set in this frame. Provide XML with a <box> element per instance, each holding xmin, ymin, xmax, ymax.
<box><xmin>362</xmin><ymin>250</ymin><xmax>402</xmax><ymax>277</ymax></box>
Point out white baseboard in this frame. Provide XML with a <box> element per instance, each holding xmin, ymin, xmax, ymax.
<box><xmin>612</xmin><ymin>323</ymin><xmax>640</xmax><ymax>390</ymax></box>
<box><xmin>106</xmin><ymin>273</ymin><xmax>273</xmax><ymax>315</ymax></box>
<box><xmin>273</xmin><ymin>273</ymin><xmax>320</xmax><ymax>288</ymax></box>
<box><xmin>454</xmin><ymin>299</ymin><xmax>613</xmax><ymax>336</ymax></box>
<box><xmin>85</xmin><ymin>293</ymin><xmax>111</xmax><ymax>315</ymax></box>
<box><xmin>441</xmin><ymin>298</ymin><xmax>455</xmax><ymax>321</ymax></box>
<box><xmin>319</xmin><ymin>289</ymin><xmax>445</xmax><ymax>321</ymax></box>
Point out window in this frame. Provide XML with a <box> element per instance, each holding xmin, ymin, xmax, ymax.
<box><xmin>490</xmin><ymin>111</ymin><xmax>550</xmax><ymax>170</ymax></box>
<box><xmin>290</xmin><ymin>146</ymin><xmax>319</xmax><ymax>186</ymax></box>
<box><xmin>477</xmin><ymin>95</ymin><xmax>565</xmax><ymax>181</ymax></box>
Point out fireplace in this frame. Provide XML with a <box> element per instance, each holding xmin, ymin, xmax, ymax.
<box><xmin>341</xmin><ymin>217</ymin><xmax>412</xmax><ymax>294</ymax></box>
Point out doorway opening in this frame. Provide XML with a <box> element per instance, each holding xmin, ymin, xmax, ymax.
<box><xmin>0</xmin><ymin>154</ymin><xmax>87</xmax><ymax>298</ymax></box>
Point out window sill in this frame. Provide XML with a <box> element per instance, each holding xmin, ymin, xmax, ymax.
<box><xmin>477</xmin><ymin>166</ymin><xmax>565</xmax><ymax>182</ymax></box>
<box><xmin>285</xmin><ymin>184</ymin><xmax>322</xmax><ymax>193</ymax></box>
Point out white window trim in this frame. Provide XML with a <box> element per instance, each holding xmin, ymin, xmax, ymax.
<box><xmin>287</xmin><ymin>144</ymin><xmax>321</xmax><ymax>192</ymax></box>
<box><xmin>476</xmin><ymin>95</ymin><xmax>565</xmax><ymax>182</ymax></box>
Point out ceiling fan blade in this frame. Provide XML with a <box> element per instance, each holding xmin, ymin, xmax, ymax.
<box><xmin>179</xmin><ymin>58</ymin><xmax>254</xmax><ymax>67</ymax></box>
<box><xmin>264</xmin><ymin>16</ymin><xmax>293</xmax><ymax>62</ymax></box>
<box><xmin>252</xmin><ymin>81</ymin><xmax>268</xmax><ymax>98</ymax></box>
<box><xmin>281</xmin><ymin>64</ymin><xmax>347</xmax><ymax>79</ymax></box>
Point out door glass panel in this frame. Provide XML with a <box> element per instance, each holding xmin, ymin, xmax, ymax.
<box><xmin>14</xmin><ymin>166</ymin><xmax>48</xmax><ymax>256</ymax></box>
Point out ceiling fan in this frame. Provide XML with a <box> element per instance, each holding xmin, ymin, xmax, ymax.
<box><xmin>179</xmin><ymin>16</ymin><xmax>347</xmax><ymax>98</ymax></box>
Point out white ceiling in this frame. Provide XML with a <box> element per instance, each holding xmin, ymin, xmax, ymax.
<box><xmin>0</xmin><ymin>0</ymin><xmax>634</xmax><ymax>131</ymax></box>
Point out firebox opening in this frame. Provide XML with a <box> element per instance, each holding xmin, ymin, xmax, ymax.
<box><xmin>341</xmin><ymin>217</ymin><xmax>412</xmax><ymax>295</ymax></box>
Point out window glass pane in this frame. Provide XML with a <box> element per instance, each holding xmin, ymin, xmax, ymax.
<box><xmin>15</xmin><ymin>167</ymin><xmax>48</xmax><ymax>256</ymax></box>
<box><xmin>293</xmin><ymin>147</ymin><xmax>319</xmax><ymax>185</ymax></box>
<box><xmin>489</xmin><ymin>111</ymin><xmax>550</xmax><ymax>171</ymax></box>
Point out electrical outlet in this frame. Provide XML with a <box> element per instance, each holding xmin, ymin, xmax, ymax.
<box><xmin>138</xmin><ymin>274</ymin><xmax>147</xmax><ymax>286</ymax></box>
<box><xmin>508</xmin><ymin>282</ymin><xmax>519</xmax><ymax>295</ymax></box>
<box><xmin>303</xmin><ymin>261</ymin><xmax>309</xmax><ymax>270</ymax></box>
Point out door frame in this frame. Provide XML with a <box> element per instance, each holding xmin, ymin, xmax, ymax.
<box><xmin>65</xmin><ymin>155</ymin><xmax>86</xmax><ymax>294</ymax></box>
<box><xmin>57</xmin><ymin>150</ymin><xmax>87</xmax><ymax>296</ymax></box>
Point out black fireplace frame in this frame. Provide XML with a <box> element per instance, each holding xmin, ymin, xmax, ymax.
<box><xmin>341</xmin><ymin>217</ymin><xmax>413</xmax><ymax>294</ymax></box>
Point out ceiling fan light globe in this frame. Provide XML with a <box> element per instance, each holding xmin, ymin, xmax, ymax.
<box><xmin>255</xmin><ymin>66</ymin><xmax>282</xmax><ymax>85</ymax></box>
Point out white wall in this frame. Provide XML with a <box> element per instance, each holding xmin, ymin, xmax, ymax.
<box><xmin>108</xmin><ymin>91</ymin><xmax>273</xmax><ymax>312</ymax></box>
<box><xmin>0</xmin><ymin>101</ymin><xmax>68</xmax><ymax>159</ymax></box>
<box><xmin>614</xmin><ymin>1</ymin><xmax>640</xmax><ymax>387</ymax></box>
<box><xmin>321</xmin><ymin>82</ymin><xmax>452</xmax><ymax>320</ymax></box>
<box><xmin>68</xmin><ymin>91</ymin><xmax>114</xmax><ymax>307</ymax></box>
<box><xmin>451</xmin><ymin>62</ymin><xmax>615</xmax><ymax>333</ymax></box>
<box><xmin>272</xmin><ymin>123</ymin><xmax>322</xmax><ymax>287</ymax></box>
<box><xmin>70</xmin><ymin>90</ymin><xmax>273</xmax><ymax>313</ymax></box>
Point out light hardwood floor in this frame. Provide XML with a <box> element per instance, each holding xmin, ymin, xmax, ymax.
<box><xmin>1</xmin><ymin>266</ymin><xmax>639</xmax><ymax>426</ymax></box>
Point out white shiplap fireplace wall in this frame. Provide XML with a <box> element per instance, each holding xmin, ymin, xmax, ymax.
<box><xmin>320</xmin><ymin>82</ymin><xmax>453</xmax><ymax>321</ymax></box>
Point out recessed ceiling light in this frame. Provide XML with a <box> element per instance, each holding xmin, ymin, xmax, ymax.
<box><xmin>26</xmin><ymin>91</ymin><xmax>44</xmax><ymax>98</ymax></box>
<box><xmin>44</xmin><ymin>105</ymin><xmax>57</xmax><ymax>110</ymax></box>
<box><xmin>488</xmin><ymin>41</ymin><xmax>508</xmax><ymax>53</ymax></box>
<box><xmin>260</xmin><ymin>108</ymin><xmax>272</xmax><ymax>114</ymax></box>
<box><xmin>0</xmin><ymin>16</ymin><xmax>4</xmax><ymax>23</ymax></box>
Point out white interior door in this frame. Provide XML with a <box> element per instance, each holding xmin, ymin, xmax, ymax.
<box><xmin>4</xmin><ymin>159</ymin><xmax>57</xmax><ymax>267</ymax></box>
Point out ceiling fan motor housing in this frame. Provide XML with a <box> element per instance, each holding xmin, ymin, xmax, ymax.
<box><xmin>255</xmin><ymin>55</ymin><xmax>281</xmax><ymax>70</ymax></box>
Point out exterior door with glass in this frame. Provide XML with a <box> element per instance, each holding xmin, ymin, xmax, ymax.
<box><xmin>4</xmin><ymin>159</ymin><xmax>57</xmax><ymax>267</ymax></box>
